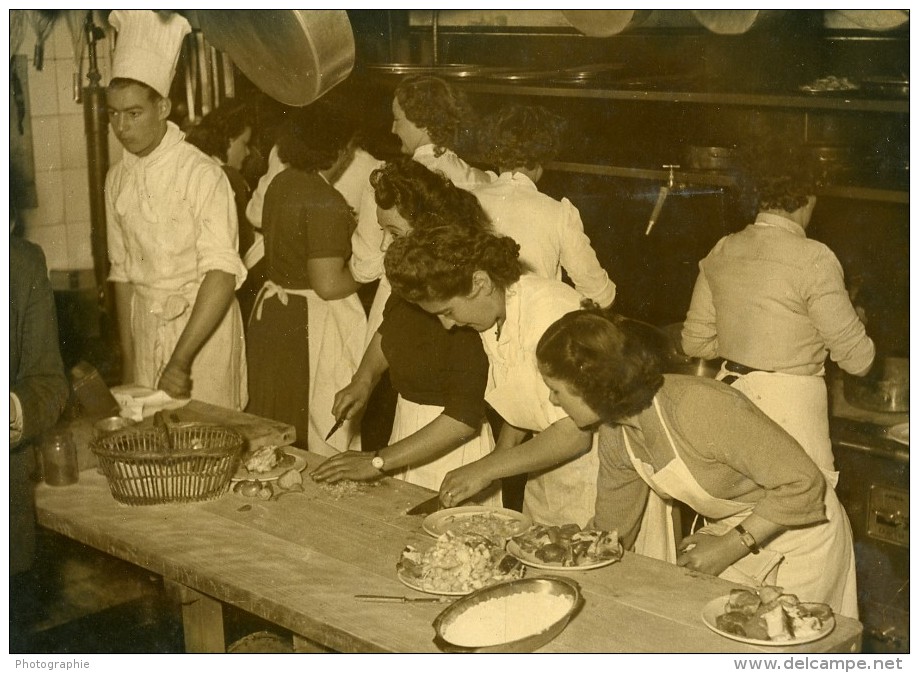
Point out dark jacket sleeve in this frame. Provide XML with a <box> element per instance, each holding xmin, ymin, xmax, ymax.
<box><xmin>10</xmin><ymin>237</ymin><xmax>69</xmax><ymax>447</ymax></box>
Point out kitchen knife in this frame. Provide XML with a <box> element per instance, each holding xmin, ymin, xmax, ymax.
<box><xmin>406</xmin><ymin>495</ymin><xmax>441</xmax><ymax>516</ymax></box>
<box><xmin>324</xmin><ymin>417</ymin><xmax>344</xmax><ymax>441</ymax></box>
<box><xmin>354</xmin><ymin>594</ymin><xmax>449</xmax><ymax>603</ymax></box>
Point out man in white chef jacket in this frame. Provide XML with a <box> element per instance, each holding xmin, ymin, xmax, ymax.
<box><xmin>105</xmin><ymin>10</ymin><xmax>248</xmax><ymax>409</ymax></box>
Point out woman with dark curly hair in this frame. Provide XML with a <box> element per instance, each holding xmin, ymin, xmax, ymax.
<box><xmin>311</xmin><ymin>162</ymin><xmax>499</xmax><ymax>502</ymax></box>
<box><xmin>349</xmin><ymin>76</ymin><xmax>492</xmax><ymax>342</ymax></box>
<box><xmin>681</xmin><ymin>148</ymin><xmax>874</xmax><ymax>490</ymax></box>
<box><xmin>473</xmin><ymin>104</ymin><xmax>616</xmax><ymax>308</ymax></box>
<box><xmin>535</xmin><ymin>308</ymin><xmax>858</xmax><ymax>618</ymax></box>
<box><xmin>370</xmin><ymin>157</ymin><xmax>490</xmax><ymax>235</ymax></box>
<box><xmin>245</xmin><ymin>107</ymin><xmax>366</xmax><ymax>456</ymax></box>
<box><xmin>385</xmin><ymin>224</ymin><xmax>598</xmax><ymax>527</ymax></box>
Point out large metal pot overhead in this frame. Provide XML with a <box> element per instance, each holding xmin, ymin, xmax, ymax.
<box><xmin>691</xmin><ymin>10</ymin><xmax>786</xmax><ymax>34</ymax></box>
<box><xmin>562</xmin><ymin>10</ymin><xmax>653</xmax><ymax>37</ymax></box>
<box><xmin>196</xmin><ymin>9</ymin><xmax>354</xmax><ymax>106</ymax></box>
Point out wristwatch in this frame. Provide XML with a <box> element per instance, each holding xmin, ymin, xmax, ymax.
<box><xmin>371</xmin><ymin>451</ymin><xmax>386</xmax><ymax>473</ymax></box>
<box><xmin>734</xmin><ymin>524</ymin><xmax>761</xmax><ymax>555</ymax></box>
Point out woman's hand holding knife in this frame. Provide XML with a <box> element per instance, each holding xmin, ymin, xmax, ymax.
<box><xmin>311</xmin><ymin>378</ymin><xmax>376</xmax><ymax>482</ymax></box>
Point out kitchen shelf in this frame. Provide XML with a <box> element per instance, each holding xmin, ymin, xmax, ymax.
<box><xmin>545</xmin><ymin>162</ymin><xmax>736</xmax><ymax>188</ymax></box>
<box><xmin>815</xmin><ymin>185</ymin><xmax>909</xmax><ymax>205</ymax></box>
<box><xmin>454</xmin><ymin>81</ymin><xmax>909</xmax><ymax>114</ymax></box>
<box><xmin>545</xmin><ymin>162</ymin><xmax>909</xmax><ymax>204</ymax></box>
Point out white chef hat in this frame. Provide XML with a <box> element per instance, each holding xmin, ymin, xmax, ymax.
<box><xmin>110</xmin><ymin>10</ymin><xmax>191</xmax><ymax>98</ymax></box>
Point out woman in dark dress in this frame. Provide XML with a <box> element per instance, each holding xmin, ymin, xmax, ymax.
<box><xmin>245</xmin><ymin>109</ymin><xmax>362</xmax><ymax>451</ymax></box>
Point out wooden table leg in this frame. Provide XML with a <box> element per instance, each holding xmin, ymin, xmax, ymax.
<box><xmin>165</xmin><ymin>580</ymin><xmax>225</xmax><ymax>653</ymax></box>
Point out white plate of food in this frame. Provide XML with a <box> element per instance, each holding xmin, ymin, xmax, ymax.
<box><xmin>422</xmin><ymin>506</ymin><xmax>532</xmax><ymax>541</ymax></box>
<box><xmin>701</xmin><ymin>589</ymin><xmax>836</xmax><ymax>646</ymax></box>
<box><xmin>396</xmin><ymin>532</ymin><xmax>525</xmax><ymax>596</ymax></box>
<box><xmin>396</xmin><ymin>568</ymin><xmax>471</xmax><ymax>597</ymax></box>
<box><xmin>887</xmin><ymin>422</ymin><xmax>909</xmax><ymax>446</ymax></box>
<box><xmin>506</xmin><ymin>525</ymin><xmax>623</xmax><ymax>571</ymax></box>
<box><xmin>232</xmin><ymin>447</ymin><xmax>305</xmax><ymax>482</ymax></box>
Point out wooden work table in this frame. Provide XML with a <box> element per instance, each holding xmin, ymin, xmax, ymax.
<box><xmin>35</xmin><ymin>440</ymin><xmax>863</xmax><ymax>654</ymax></box>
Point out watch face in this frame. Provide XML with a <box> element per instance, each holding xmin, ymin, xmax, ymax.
<box><xmin>372</xmin><ymin>456</ymin><xmax>384</xmax><ymax>469</ymax></box>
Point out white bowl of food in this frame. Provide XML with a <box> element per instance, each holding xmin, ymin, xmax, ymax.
<box><xmin>432</xmin><ymin>577</ymin><xmax>582</xmax><ymax>652</ymax></box>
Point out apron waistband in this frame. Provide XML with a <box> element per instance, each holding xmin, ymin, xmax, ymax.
<box><xmin>252</xmin><ymin>280</ymin><xmax>312</xmax><ymax>322</ymax></box>
<box><xmin>722</xmin><ymin>359</ymin><xmax>773</xmax><ymax>384</ymax></box>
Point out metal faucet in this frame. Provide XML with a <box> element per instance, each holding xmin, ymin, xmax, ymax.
<box><xmin>645</xmin><ymin>165</ymin><xmax>680</xmax><ymax>236</ymax></box>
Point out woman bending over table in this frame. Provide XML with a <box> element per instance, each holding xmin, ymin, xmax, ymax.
<box><xmin>311</xmin><ymin>160</ymin><xmax>500</xmax><ymax>505</ymax></box>
<box><xmin>384</xmin><ymin>224</ymin><xmax>597</xmax><ymax>527</ymax></box>
<box><xmin>534</xmin><ymin>308</ymin><xmax>858</xmax><ymax>618</ymax></box>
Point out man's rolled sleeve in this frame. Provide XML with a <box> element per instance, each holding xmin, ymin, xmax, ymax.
<box><xmin>195</xmin><ymin>165</ymin><xmax>247</xmax><ymax>289</ymax></box>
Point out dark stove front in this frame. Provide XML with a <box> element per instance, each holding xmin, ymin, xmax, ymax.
<box><xmin>832</xmin><ymin>417</ymin><xmax>909</xmax><ymax>653</ymax></box>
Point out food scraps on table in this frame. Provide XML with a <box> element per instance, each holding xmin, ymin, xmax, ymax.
<box><xmin>318</xmin><ymin>479</ymin><xmax>381</xmax><ymax>500</ymax></box>
<box><xmin>398</xmin><ymin>532</ymin><xmax>524</xmax><ymax>594</ymax></box>
<box><xmin>234</xmin><ymin>467</ymin><xmax>303</xmax><ymax>500</ymax></box>
<box><xmin>243</xmin><ymin>445</ymin><xmax>293</xmax><ymax>474</ymax></box>
<box><xmin>510</xmin><ymin>523</ymin><xmax>622</xmax><ymax>567</ymax></box>
<box><xmin>715</xmin><ymin>586</ymin><xmax>834</xmax><ymax>642</ymax></box>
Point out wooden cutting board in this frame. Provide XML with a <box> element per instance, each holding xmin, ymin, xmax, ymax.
<box><xmin>169</xmin><ymin>401</ymin><xmax>297</xmax><ymax>450</ymax></box>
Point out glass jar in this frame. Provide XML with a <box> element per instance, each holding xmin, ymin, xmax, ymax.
<box><xmin>39</xmin><ymin>429</ymin><xmax>79</xmax><ymax>486</ymax></box>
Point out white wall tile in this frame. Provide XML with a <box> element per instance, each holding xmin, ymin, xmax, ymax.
<box><xmin>63</xmin><ymin>168</ymin><xmax>92</xmax><ymax>223</ymax></box>
<box><xmin>55</xmin><ymin>58</ymin><xmax>83</xmax><ymax>116</ymax></box>
<box><xmin>34</xmin><ymin>170</ymin><xmax>65</xmax><ymax>226</ymax></box>
<box><xmin>12</xmin><ymin>10</ymin><xmax>37</xmax><ymax>57</ymax></box>
<box><xmin>25</xmin><ymin>60</ymin><xmax>59</xmax><ymax>117</ymax></box>
<box><xmin>30</xmin><ymin>116</ymin><xmax>62</xmax><ymax>172</ymax></box>
<box><xmin>25</xmin><ymin>223</ymin><xmax>70</xmax><ymax>271</ymax></box>
<box><xmin>59</xmin><ymin>114</ymin><xmax>88</xmax><ymax>169</ymax></box>
<box><xmin>51</xmin><ymin>14</ymin><xmax>77</xmax><ymax>61</ymax></box>
<box><xmin>66</xmin><ymin>219</ymin><xmax>95</xmax><ymax>270</ymax></box>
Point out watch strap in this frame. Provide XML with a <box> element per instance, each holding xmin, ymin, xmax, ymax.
<box><xmin>734</xmin><ymin>524</ymin><xmax>761</xmax><ymax>554</ymax></box>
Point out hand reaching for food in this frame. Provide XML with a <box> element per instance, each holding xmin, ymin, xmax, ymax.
<box><xmin>439</xmin><ymin>462</ymin><xmax>495</xmax><ymax>508</ymax></box>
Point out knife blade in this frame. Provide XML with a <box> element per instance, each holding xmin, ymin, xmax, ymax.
<box><xmin>406</xmin><ymin>494</ymin><xmax>441</xmax><ymax>516</ymax></box>
<box><xmin>324</xmin><ymin>417</ymin><xmax>344</xmax><ymax>441</ymax></box>
<box><xmin>354</xmin><ymin>594</ymin><xmax>448</xmax><ymax>603</ymax></box>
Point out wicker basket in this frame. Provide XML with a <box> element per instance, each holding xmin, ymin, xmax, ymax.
<box><xmin>91</xmin><ymin>423</ymin><xmax>244</xmax><ymax>506</ymax></box>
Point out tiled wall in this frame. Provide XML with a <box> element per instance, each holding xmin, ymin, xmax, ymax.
<box><xmin>13</xmin><ymin>10</ymin><xmax>123</xmax><ymax>276</ymax></box>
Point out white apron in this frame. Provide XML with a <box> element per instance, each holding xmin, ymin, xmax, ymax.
<box><xmin>364</xmin><ymin>274</ymin><xmax>391</xmax><ymax>349</ymax></box>
<box><xmin>624</xmin><ymin>398</ymin><xmax>858</xmax><ymax>618</ymax></box>
<box><xmin>487</xmin><ymin>359</ymin><xmax>598</xmax><ymax>528</ymax></box>
<box><xmin>131</xmin><ymin>283</ymin><xmax>247</xmax><ymax>410</ymax></box>
<box><xmin>305</xmin><ymin>290</ymin><xmax>367</xmax><ymax>457</ymax></box>
<box><xmin>717</xmin><ymin>365</ymin><xmax>838</xmax><ymax>487</ymax></box>
<box><xmin>389</xmin><ymin>395</ymin><xmax>502</xmax><ymax>507</ymax></box>
<box><xmin>251</xmin><ymin>281</ymin><xmax>366</xmax><ymax>457</ymax></box>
